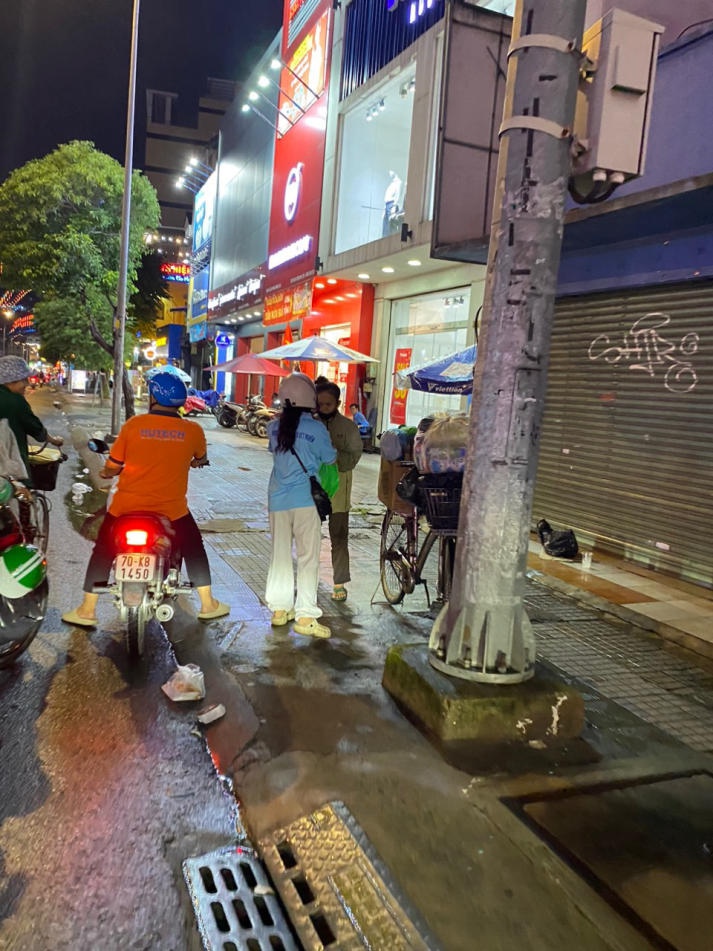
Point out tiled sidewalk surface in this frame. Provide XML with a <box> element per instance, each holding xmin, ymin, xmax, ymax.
<box><xmin>192</xmin><ymin>432</ymin><xmax>713</xmax><ymax>756</ymax></box>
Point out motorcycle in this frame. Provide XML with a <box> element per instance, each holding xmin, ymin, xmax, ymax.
<box><xmin>215</xmin><ymin>397</ymin><xmax>243</xmax><ymax>429</ymax></box>
<box><xmin>87</xmin><ymin>439</ymin><xmax>197</xmax><ymax>662</ymax></box>
<box><xmin>181</xmin><ymin>393</ymin><xmax>209</xmax><ymax>417</ymax></box>
<box><xmin>0</xmin><ymin>478</ymin><xmax>49</xmax><ymax>669</ymax></box>
<box><xmin>247</xmin><ymin>404</ymin><xmax>279</xmax><ymax>438</ymax></box>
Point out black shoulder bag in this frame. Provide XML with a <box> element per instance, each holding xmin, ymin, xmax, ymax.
<box><xmin>291</xmin><ymin>448</ymin><xmax>332</xmax><ymax>522</ymax></box>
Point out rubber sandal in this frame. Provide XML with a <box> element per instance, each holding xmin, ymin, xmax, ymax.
<box><xmin>293</xmin><ymin>617</ymin><xmax>331</xmax><ymax>639</ymax></box>
<box><xmin>271</xmin><ymin>609</ymin><xmax>295</xmax><ymax>627</ymax></box>
<box><xmin>61</xmin><ymin>610</ymin><xmax>97</xmax><ymax>629</ymax></box>
<box><xmin>331</xmin><ymin>586</ymin><xmax>347</xmax><ymax>602</ymax></box>
<box><xmin>197</xmin><ymin>601</ymin><xmax>230</xmax><ymax>621</ymax></box>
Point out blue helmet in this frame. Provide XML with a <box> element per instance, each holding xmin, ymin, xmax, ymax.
<box><xmin>148</xmin><ymin>371</ymin><xmax>187</xmax><ymax>407</ymax></box>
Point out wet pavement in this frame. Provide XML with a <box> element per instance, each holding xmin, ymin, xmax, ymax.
<box><xmin>46</xmin><ymin>389</ymin><xmax>713</xmax><ymax>950</ymax></box>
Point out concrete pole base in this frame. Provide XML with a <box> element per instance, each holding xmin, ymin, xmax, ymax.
<box><xmin>383</xmin><ymin>643</ymin><xmax>584</xmax><ymax>746</ymax></box>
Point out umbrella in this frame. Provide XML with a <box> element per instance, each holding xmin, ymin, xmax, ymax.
<box><xmin>395</xmin><ymin>344</ymin><xmax>476</xmax><ymax>395</ymax></box>
<box><xmin>207</xmin><ymin>353</ymin><xmax>289</xmax><ymax>376</ymax></box>
<box><xmin>145</xmin><ymin>363</ymin><xmax>191</xmax><ymax>383</ymax></box>
<box><xmin>257</xmin><ymin>336</ymin><xmax>379</xmax><ymax>364</ymax></box>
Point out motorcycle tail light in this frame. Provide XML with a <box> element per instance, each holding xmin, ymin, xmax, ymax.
<box><xmin>125</xmin><ymin>529</ymin><xmax>149</xmax><ymax>546</ymax></box>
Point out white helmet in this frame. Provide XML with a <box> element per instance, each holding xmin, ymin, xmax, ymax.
<box><xmin>278</xmin><ymin>372</ymin><xmax>316</xmax><ymax>410</ymax></box>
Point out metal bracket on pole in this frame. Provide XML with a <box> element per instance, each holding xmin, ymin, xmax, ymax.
<box><xmin>508</xmin><ymin>33</ymin><xmax>577</xmax><ymax>56</ymax></box>
<box><xmin>499</xmin><ymin>115</ymin><xmax>571</xmax><ymax>140</ymax></box>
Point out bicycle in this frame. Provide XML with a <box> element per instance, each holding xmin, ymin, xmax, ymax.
<box><xmin>377</xmin><ymin>459</ymin><xmax>461</xmax><ymax>607</ymax></box>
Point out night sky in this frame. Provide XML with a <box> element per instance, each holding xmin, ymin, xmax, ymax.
<box><xmin>0</xmin><ymin>0</ymin><xmax>284</xmax><ymax>182</ymax></box>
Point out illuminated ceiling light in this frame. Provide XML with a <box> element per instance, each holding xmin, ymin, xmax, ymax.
<box><xmin>378</xmin><ymin>99</ymin><xmax>386</xmax><ymax>111</ymax></box>
<box><xmin>365</xmin><ymin>112</ymin><xmax>372</xmax><ymax>122</ymax></box>
<box><xmin>335</xmin><ymin>296</ymin><xmax>346</xmax><ymax>301</ymax></box>
<box><xmin>357</xmin><ymin>273</ymin><xmax>370</xmax><ymax>280</ymax></box>
<box><xmin>258</xmin><ymin>75</ymin><xmax>270</xmax><ymax>88</ymax></box>
<box><xmin>270</xmin><ymin>58</ymin><xmax>281</xmax><ymax>71</ymax></box>
<box><xmin>407</xmin><ymin>259</ymin><xmax>422</xmax><ymax>267</ymax></box>
<box><xmin>315</xmin><ymin>282</ymin><xmax>325</xmax><ymax>289</ymax></box>
<box><xmin>248</xmin><ymin>90</ymin><xmax>259</xmax><ymax>101</ymax></box>
<box><xmin>324</xmin><ymin>298</ymin><xmax>336</xmax><ymax>304</ymax></box>
<box><xmin>241</xmin><ymin>103</ymin><xmax>250</xmax><ymax>113</ymax></box>
<box><xmin>382</xmin><ymin>266</ymin><xmax>395</xmax><ymax>274</ymax></box>
<box><xmin>326</xmin><ymin>278</ymin><xmax>337</xmax><ymax>284</ymax></box>
<box><xmin>345</xmin><ymin>293</ymin><xmax>358</xmax><ymax>298</ymax></box>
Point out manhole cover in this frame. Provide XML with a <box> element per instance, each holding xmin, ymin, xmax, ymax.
<box><xmin>505</xmin><ymin>771</ymin><xmax>713</xmax><ymax>951</ymax></box>
<box><xmin>259</xmin><ymin>801</ymin><xmax>438</xmax><ymax>950</ymax></box>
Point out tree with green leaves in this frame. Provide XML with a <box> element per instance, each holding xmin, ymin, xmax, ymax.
<box><xmin>0</xmin><ymin>140</ymin><xmax>162</xmax><ymax>418</ymax></box>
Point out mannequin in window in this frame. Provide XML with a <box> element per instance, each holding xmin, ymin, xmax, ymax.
<box><xmin>382</xmin><ymin>170</ymin><xmax>402</xmax><ymax>237</ymax></box>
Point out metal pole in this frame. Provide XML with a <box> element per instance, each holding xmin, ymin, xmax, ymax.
<box><xmin>111</xmin><ymin>0</ymin><xmax>141</xmax><ymax>436</ymax></box>
<box><xmin>430</xmin><ymin>0</ymin><xmax>587</xmax><ymax>684</ymax></box>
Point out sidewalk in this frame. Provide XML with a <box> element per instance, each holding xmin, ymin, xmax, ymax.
<box><xmin>53</xmin><ymin>390</ymin><xmax>713</xmax><ymax>951</ymax></box>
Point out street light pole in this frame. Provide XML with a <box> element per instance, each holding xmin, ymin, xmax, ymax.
<box><xmin>111</xmin><ymin>0</ymin><xmax>141</xmax><ymax>436</ymax></box>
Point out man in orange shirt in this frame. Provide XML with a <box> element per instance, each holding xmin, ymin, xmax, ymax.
<box><xmin>62</xmin><ymin>372</ymin><xmax>229</xmax><ymax>628</ymax></box>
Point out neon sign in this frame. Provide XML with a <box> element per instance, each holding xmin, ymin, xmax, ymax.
<box><xmin>160</xmin><ymin>262</ymin><xmax>191</xmax><ymax>283</ymax></box>
<box><xmin>387</xmin><ymin>0</ymin><xmax>437</xmax><ymax>21</ymax></box>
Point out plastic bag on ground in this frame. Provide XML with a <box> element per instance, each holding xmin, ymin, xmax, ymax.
<box><xmin>161</xmin><ymin>663</ymin><xmax>206</xmax><ymax>701</ymax></box>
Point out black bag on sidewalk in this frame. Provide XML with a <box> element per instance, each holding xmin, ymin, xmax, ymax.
<box><xmin>537</xmin><ymin>518</ymin><xmax>579</xmax><ymax>559</ymax></box>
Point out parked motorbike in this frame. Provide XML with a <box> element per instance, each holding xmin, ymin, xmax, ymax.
<box><xmin>247</xmin><ymin>404</ymin><xmax>279</xmax><ymax>438</ymax></box>
<box><xmin>87</xmin><ymin>439</ymin><xmax>197</xmax><ymax>662</ymax></box>
<box><xmin>215</xmin><ymin>397</ymin><xmax>243</xmax><ymax>429</ymax></box>
<box><xmin>0</xmin><ymin>478</ymin><xmax>49</xmax><ymax>669</ymax></box>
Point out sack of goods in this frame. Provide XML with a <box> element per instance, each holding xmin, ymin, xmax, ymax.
<box><xmin>537</xmin><ymin>518</ymin><xmax>579</xmax><ymax>559</ymax></box>
<box><xmin>379</xmin><ymin>426</ymin><xmax>417</xmax><ymax>462</ymax></box>
<box><xmin>413</xmin><ymin>413</ymin><xmax>469</xmax><ymax>474</ymax></box>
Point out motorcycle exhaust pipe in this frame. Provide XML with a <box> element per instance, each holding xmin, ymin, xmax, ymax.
<box><xmin>155</xmin><ymin>603</ymin><xmax>174</xmax><ymax>622</ymax></box>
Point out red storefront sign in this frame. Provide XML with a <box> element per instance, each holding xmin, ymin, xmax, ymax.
<box><xmin>267</xmin><ymin>1</ymin><xmax>332</xmax><ymax>299</ymax></box>
<box><xmin>390</xmin><ymin>348</ymin><xmax>412</xmax><ymax>425</ymax></box>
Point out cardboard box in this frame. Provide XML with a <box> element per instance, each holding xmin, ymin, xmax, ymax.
<box><xmin>378</xmin><ymin>458</ymin><xmax>416</xmax><ymax>516</ymax></box>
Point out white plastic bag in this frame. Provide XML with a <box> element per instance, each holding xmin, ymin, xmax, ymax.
<box><xmin>161</xmin><ymin>663</ymin><xmax>205</xmax><ymax>701</ymax></box>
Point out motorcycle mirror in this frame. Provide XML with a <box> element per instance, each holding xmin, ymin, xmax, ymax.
<box><xmin>88</xmin><ymin>438</ymin><xmax>110</xmax><ymax>454</ymax></box>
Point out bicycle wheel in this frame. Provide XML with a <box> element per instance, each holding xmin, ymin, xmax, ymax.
<box><xmin>28</xmin><ymin>492</ymin><xmax>51</xmax><ymax>553</ymax></box>
<box><xmin>379</xmin><ymin>510</ymin><xmax>414</xmax><ymax>604</ymax></box>
<box><xmin>437</xmin><ymin>535</ymin><xmax>457</xmax><ymax>603</ymax></box>
<box><xmin>0</xmin><ymin>577</ymin><xmax>49</xmax><ymax>669</ymax></box>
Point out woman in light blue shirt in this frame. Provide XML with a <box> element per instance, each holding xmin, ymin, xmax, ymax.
<box><xmin>265</xmin><ymin>373</ymin><xmax>336</xmax><ymax>638</ymax></box>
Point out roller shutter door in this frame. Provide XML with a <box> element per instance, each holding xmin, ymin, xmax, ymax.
<box><xmin>533</xmin><ymin>280</ymin><xmax>713</xmax><ymax>585</ymax></box>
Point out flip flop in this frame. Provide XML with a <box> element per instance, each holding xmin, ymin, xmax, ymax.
<box><xmin>331</xmin><ymin>586</ymin><xmax>347</xmax><ymax>602</ymax></box>
<box><xmin>198</xmin><ymin>601</ymin><xmax>230</xmax><ymax>620</ymax></box>
<box><xmin>61</xmin><ymin>610</ymin><xmax>97</xmax><ymax>629</ymax></box>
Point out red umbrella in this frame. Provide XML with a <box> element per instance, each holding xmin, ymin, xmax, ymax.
<box><xmin>206</xmin><ymin>353</ymin><xmax>289</xmax><ymax>376</ymax></box>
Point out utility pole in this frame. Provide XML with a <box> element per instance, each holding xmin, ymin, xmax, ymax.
<box><xmin>430</xmin><ymin>0</ymin><xmax>587</xmax><ymax>684</ymax></box>
<box><xmin>111</xmin><ymin>0</ymin><xmax>141</xmax><ymax>436</ymax></box>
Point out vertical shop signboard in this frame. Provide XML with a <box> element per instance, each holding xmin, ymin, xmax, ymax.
<box><xmin>390</xmin><ymin>347</ymin><xmax>412</xmax><ymax>424</ymax></box>
<box><xmin>266</xmin><ymin>0</ymin><xmax>332</xmax><ymax>307</ymax></box>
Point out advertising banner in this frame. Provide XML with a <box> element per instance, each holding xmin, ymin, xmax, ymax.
<box><xmin>390</xmin><ymin>348</ymin><xmax>412</xmax><ymax>425</ymax></box>
<box><xmin>192</xmin><ymin>173</ymin><xmax>216</xmax><ymax>255</ymax></box>
<box><xmin>208</xmin><ymin>267</ymin><xmax>266</xmax><ymax>321</ymax></box>
<box><xmin>188</xmin><ymin>269</ymin><xmax>210</xmax><ymax>343</ymax></box>
<box><xmin>264</xmin><ymin>279</ymin><xmax>313</xmax><ymax>326</ymax></box>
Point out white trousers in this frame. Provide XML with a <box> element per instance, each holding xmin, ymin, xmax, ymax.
<box><xmin>266</xmin><ymin>506</ymin><xmax>323</xmax><ymax>619</ymax></box>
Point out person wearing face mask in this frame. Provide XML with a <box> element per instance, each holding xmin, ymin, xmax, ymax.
<box><xmin>314</xmin><ymin>378</ymin><xmax>363</xmax><ymax>602</ymax></box>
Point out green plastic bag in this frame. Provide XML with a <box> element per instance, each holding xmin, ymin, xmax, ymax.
<box><xmin>318</xmin><ymin>462</ymin><xmax>339</xmax><ymax>498</ymax></box>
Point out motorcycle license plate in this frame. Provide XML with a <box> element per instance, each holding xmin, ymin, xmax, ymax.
<box><xmin>115</xmin><ymin>553</ymin><xmax>157</xmax><ymax>582</ymax></box>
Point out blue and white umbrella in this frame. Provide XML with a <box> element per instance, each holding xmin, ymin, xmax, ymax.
<box><xmin>258</xmin><ymin>337</ymin><xmax>379</xmax><ymax>364</ymax></box>
<box><xmin>395</xmin><ymin>345</ymin><xmax>476</xmax><ymax>395</ymax></box>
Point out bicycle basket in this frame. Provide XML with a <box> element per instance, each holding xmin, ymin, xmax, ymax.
<box><xmin>28</xmin><ymin>446</ymin><xmax>64</xmax><ymax>491</ymax></box>
<box><xmin>419</xmin><ymin>477</ymin><xmax>462</xmax><ymax>532</ymax></box>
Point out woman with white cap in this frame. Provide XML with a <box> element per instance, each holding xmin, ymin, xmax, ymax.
<box><xmin>266</xmin><ymin>372</ymin><xmax>336</xmax><ymax>639</ymax></box>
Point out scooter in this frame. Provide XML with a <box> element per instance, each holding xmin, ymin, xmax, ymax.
<box><xmin>215</xmin><ymin>396</ymin><xmax>243</xmax><ymax>429</ymax></box>
<box><xmin>247</xmin><ymin>404</ymin><xmax>278</xmax><ymax>438</ymax></box>
<box><xmin>87</xmin><ymin>439</ymin><xmax>197</xmax><ymax>662</ymax></box>
<box><xmin>0</xmin><ymin>478</ymin><xmax>49</xmax><ymax>669</ymax></box>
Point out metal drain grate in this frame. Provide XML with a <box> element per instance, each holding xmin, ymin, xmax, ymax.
<box><xmin>259</xmin><ymin>801</ymin><xmax>437</xmax><ymax>950</ymax></box>
<box><xmin>183</xmin><ymin>845</ymin><xmax>298</xmax><ymax>950</ymax></box>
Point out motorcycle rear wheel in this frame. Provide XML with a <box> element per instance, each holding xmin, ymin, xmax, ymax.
<box><xmin>255</xmin><ymin>418</ymin><xmax>268</xmax><ymax>438</ymax></box>
<box><xmin>0</xmin><ymin>578</ymin><xmax>49</xmax><ymax>669</ymax></box>
<box><xmin>218</xmin><ymin>409</ymin><xmax>237</xmax><ymax>428</ymax></box>
<box><xmin>126</xmin><ymin>606</ymin><xmax>147</xmax><ymax>662</ymax></box>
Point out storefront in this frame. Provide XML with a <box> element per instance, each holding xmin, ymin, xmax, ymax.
<box><xmin>534</xmin><ymin>280</ymin><xmax>713</xmax><ymax>584</ymax></box>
